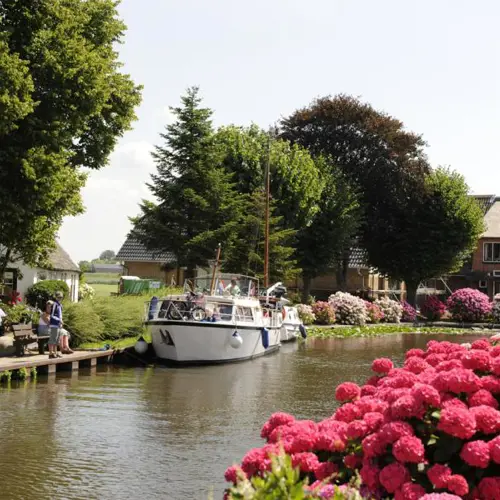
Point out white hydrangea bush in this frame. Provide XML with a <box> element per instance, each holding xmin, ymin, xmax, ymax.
<box><xmin>79</xmin><ymin>283</ymin><xmax>95</xmax><ymax>301</ymax></box>
<box><xmin>374</xmin><ymin>296</ymin><xmax>403</xmax><ymax>323</ymax></box>
<box><xmin>328</xmin><ymin>292</ymin><xmax>368</xmax><ymax>326</ymax></box>
<box><xmin>296</xmin><ymin>304</ymin><xmax>316</xmax><ymax>325</ymax></box>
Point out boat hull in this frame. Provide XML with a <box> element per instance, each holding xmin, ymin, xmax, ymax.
<box><xmin>280</xmin><ymin>324</ymin><xmax>299</xmax><ymax>343</ymax></box>
<box><xmin>148</xmin><ymin>321</ymin><xmax>281</xmax><ymax>364</ymax></box>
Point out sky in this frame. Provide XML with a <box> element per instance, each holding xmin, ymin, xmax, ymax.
<box><xmin>58</xmin><ymin>0</ymin><xmax>500</xmax><ymax>263</ymax></box>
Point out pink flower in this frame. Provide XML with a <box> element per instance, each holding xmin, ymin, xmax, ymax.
<box><xmin>224</xmin><ymin>465</ymin><xmax>244</xmax><ymax>484</ymax></box>
<box><xmin>481</xmin><ymin>375</ymin><xmax>500</xmax><ymax>394</ymax></box>
<box><xmin>260</xmin><ymin>411</ymin><xmax>295</xmax><ymax>439</ymax></box>
<box><xmin>379</xmin><ymin>421</ymin><xmax>414</xmax><ymax>444</ymax></box>
<box><xmin>470</xmin><ymin>405</ymin><xmax>500</xmax><ymax>434</ymax></box>
<box><xmin>404</xmin><ymin>356</ymin><xmax>431</xmax><ymax>374</ymax></box>
<box><xmin>372</xmin><ymin>358</ymin><xmax>394</xmax><ymax>374</ymax></box>
<box><xmin>334</xmin><ymin>402</ymin><xmax>361</xmax><ymax>422</ymax></box>
<box><xmin>405</xmin><ymin>348</ymin><xmax>425</xmax><ymax>359</ymax></box>
<box><xmin>335</xmin><ymin>382</ymin><xmax>361</xmax><ymax>402</ymax></box>
<box><xmin>435</xmin><ymin>360</ymin><xmax>463</xmax><ymax>372</ymax></box>
<box><xmin>379</xmin><ymin>462</ymin><xmax>410</xmax><ymax>493</ymax></box>
<box><xmin>433</xmin><ymin>368</ymin><xmax>481</xmax><ymax>394</ymax></box>
<box><xmin>314</xmin><ymin>432</ymin><xmax>345</xmax><ymax>452</ymax></box>
<box><xmin>395</xmin><ymin>482</ymin><xmax>426</xmax><ymax>500</ymax></box>
<box><xmin>420</xmin><ymin>495</ymin><xmax>461</xmax><ymax>500</ymax></box>
<box><xmin>441</xmin><ymin>397</ymin><xmax>468</xmax><ymax>411</ymax></box>
<box><xmin>437</xmin><ymin>406</ymin><xmax>476</xmax><ymax>439</ymax></box>
<box><xmin>469</xmin><ymin>389</ymin><xmax>499</xmax><ymax>409</ymax></box>
<box><xmin>363</xmin><ymin>412</ymin><xmax>385</xmax><ymax>432</ymax></box>
<box><xmin>355</xmin><ymin>396</ymin><xmax>388</xmax><ymax>415</ymax></box>
<box><xmin>313</xmin><ymin>461</ymin><xmax>338</xmax><ymax>480</ymax></box>
<box><xmin>291</xmin><ymin>452</ymin><xmax>319</xmax><ymax>472</ymax></box>
<box><xmin>361</xmin><ymin>385</ymin><xmax>377</xmax><ymax>397</ymax></box>
<box><xmin>392</xmin><ymin>436</ymin><xmax>425</xmax><ymax>463</ymax></box>
<box><xmin>460</xmin><ymin>440</ymin><xmax>490</xmax><ymax>468</ymax></box>
<box><xmin>346</xmin><ymin>420</ymin><xmax>369</xmax><ymax>440</ymax></box>
<box><xmin>446</xmin><ymin>474</ymin><xmax>469</xmax><ymax>496</ymax></box>
<box><xmin>426</xmin><ymin>353</ymin><xmax>447</xmax><ymax>367</ymax></box>
<box><xmin>471</xmin><ymin>338</ymin><xmax>491</xmax><ymax>350</ymax></box>
<box><xmin>492</xmin><ymin>357</ymin><xmax>500</xmax><ymax>376</ymax></box>
<box><xmin>489</xmin><ymin>436</ymin><xmax>500</xmax><ymax>464</ymax></box>
<box><xmin>490</xmin><ymin>345</ymin><xmax>500</xmax><ymax>358</ymax></box>
<box><xmin>478</xmin><ymin>477</ymin><xmax>500</xmax><ymax>500</ymax></box>
<box><xmin>362</xmin><ymin>432</ymin><xmax>386</xmax><ymax>458</ymax></box>
<box><xmin>411</xmin><ymin>383</ymin><xmax>440</xmax><ymax>407</ymax></box>
<box><xmin>360</xmin><ymin>460</ymin><xmax>380</xmax><ymax>489</ymax></box>
<box><xmin>391</xmin><ymin>395</ymin><xmax>424</xmax><ymax>420</ymax></box>
<box><xmin>461</xmin><ymin>349</ymin><xmax>491</xmax><ymax>371</ymax></box>
<box><xmin>427</xmin><ymin>464</ymin><xmax>452</xmax><ymax>488</ymax></box>
<box><xmin>344</xmin><ymin>454</ymin><xmax>361</xmax><ymax>469</ymax></box>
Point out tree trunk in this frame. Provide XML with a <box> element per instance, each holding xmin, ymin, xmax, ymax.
<box><xmin>336</xmin><ymin>254</ymin><xmax>349</xmax><ymax>292</ymax></box>
<box><xmin>302</xmin><ymin>275</ymin><xmax>312</xmax><ymax>303</ymax></box>
<box><xmin>405</xmin><ymin>280</ymin><xmax>419</xmax><ymax>308</ymax></box>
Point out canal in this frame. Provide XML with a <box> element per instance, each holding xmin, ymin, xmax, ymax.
<box><xmin>0</xmin><ymin>333</ymin><xmax>484</xmax><ymax>499</ymax></box>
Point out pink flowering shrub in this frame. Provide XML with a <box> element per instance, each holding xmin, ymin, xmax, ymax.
<box><xmin>329</xmin><ymin>292</ymin><xmax>368</xmax><ymax>326</ymax></box>
<box><xmin>226</xmin><ymin>337</ymin><xmax>500</xmax><ymax>499</ymax></box>
<box><xmin>312</xmin><ymin>301</ymin><xmax>336</xmax><ymax>325</ymax></box>
<box><xmin>364</xmin><ymin>301</ymin><xmax>384</xmax><ymax>324</ymax></box>
<box><xmin>447</xmin><ymin>288</ymin><xmax>492</xmax><ymax>322</ymax></box>
<box><xmin>421</xmin><ymin>295</ymin><xmax>447</xmax><ymax>321</ymax></box>
<box><xmin>400</xmin><ymin>301</ymin><xmax>417</xmax><ymax>322</ymax></box>
<box><xmin>374</xmin><ymin>297</ymin><xmax>403</xmax><ymax>323</ymax></box>
<box><xmin>297</xmin><ymin>304</ymin><xmax>316</xmax><ymax>326</ymax></box>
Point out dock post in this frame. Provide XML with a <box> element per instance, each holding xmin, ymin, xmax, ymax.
<box><xmin>72</xmin><ymin>361</ymin><xmax>79</xmax><ymax>372</ymax></box>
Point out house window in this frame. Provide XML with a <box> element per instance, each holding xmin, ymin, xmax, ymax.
<box><xmin>484</xmin><ymin>243</ymin><xmax>500</xmax><ymax>262</ymax></box>
<box><xmin>1</xmin><ymin>270</ymin><xmax>16</xmax><ymax>296</ymax></box>
<box><xmin>479</xmin><ymin>280</ymin><xmax>487</xmax><ymax>289</ymax></box>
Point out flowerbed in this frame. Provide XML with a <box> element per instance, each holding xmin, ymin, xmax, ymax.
<box><xmin>329</xmin><ymin>292</ymin><xmax>368</xmax><ymax>326</ymax></box>
<box><xmin>447</xmin><ymin>288</ymin><xmax>492</xmax><ymax>323</ymax></box>
<box><xmin>225</xmin><ymin>338</ymin><xmax>500</xmax><ymax>499</ymax></box>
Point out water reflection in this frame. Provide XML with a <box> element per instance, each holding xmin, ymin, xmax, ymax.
<box><xmin>0</xmin><ymin>333</ymin><xmax>487</xmax><ymax>499</ymax></box>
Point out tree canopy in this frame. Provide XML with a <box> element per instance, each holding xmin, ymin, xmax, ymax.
<box><xmin>364</xmin><ymin>167</ymin><xmax>485</xmax><ymax>305</ymax></box>
<box><xmin>99</xmin><ymin>250</ymin><xmax>116</xmax><ymax>261</ymax></box>
<box><xmin>0</xmin><ymin>0</ymin><xmax>142</xmax><ymax>277</ymax></box>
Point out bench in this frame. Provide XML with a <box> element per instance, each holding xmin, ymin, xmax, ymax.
<box><xmin>12</xmin><ymin>323</ymin><xmax>49</xmax><ymax>357</ymax></box>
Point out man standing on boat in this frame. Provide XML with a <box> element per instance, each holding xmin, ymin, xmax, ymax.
<box><xmin>225</xmin><ymin>278</ymin><xmax>241</xmax><ymax>296</ymax></box>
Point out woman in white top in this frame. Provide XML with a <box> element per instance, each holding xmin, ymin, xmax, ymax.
<box><xmin>38</xmin><ymin>301</ymin><xmax>52</xmax><ymax>336</ymax></box>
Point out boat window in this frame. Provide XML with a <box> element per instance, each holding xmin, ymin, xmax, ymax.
<box><xmin>218</xmin><ymin>304</ymin><xmax>233</xmax><ymax>321</ymax></box>
<box><xmin>158</xmin><ymin>300</ymin><xmax>171</xmax><ymax>318</ymax></box>
<box><xmin>235</xmin><ymin>306</ymin><xmax>253</xmax><ymax>322</ymax></box>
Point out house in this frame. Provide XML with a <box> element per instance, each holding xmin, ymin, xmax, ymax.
<box><xmin>447</xmin><ymin>195</ymin><xmax>500</xmax><ymax>299</ymax></box>
<box><xmin>116</xmin><ymin>236</ymin><xmax>183</xmax><ymax>285</ymax></box>
<box><xmin>1</xmin><ymin>242</ymin><xmax>80</xmax><ymax>302</ymax></box>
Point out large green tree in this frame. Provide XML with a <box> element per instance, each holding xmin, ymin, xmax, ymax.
<box><xmin>365</xmin><ymin>167</ymin><xmax>485</xmax><ymax>306</ymax></box>
<box><xmin>0</xmin><ymin>0</ymin><xmax>142</xmax><ymax>278</ymax></box>
<box><xmin>296</xmin><ymin>164</ymin><xmax>362</xmax><ymax>300</ymax></box>
<box><xmin>131</xmin><ymin>87</ymin><xmax>244</xmax><ymax>277</ymax></box>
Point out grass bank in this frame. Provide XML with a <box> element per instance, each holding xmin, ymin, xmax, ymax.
<box><xmin>306</xmin><ymin>324</ymin><xmax>496</xmax><ymax>339</ymax></box>
<box><xmin>65</xmin><ymin>287</ymin><xmax>181</xmax><ymax>347</ymax></box>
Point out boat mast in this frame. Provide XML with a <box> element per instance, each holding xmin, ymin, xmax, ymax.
<box><xmin>210</xmin><ymin>243</ymin><xmax>221</xmax><ymax>295</ymax></box>
<box><xmin>263</xmin><ymin>134</ymin><xmax>271</xmax><ymax>289</ymax></box>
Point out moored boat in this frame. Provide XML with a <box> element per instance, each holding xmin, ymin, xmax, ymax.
<box><xmin>145</xmin><ymin>274</ymin><xmax>282</xmax><ymax>364</ymax></box>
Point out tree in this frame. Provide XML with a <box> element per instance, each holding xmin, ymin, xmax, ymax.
<box><xmin>222</xmin><ymin>191</ymin><xmax>300</xmax><ymax>284</ymax></box>
<box><xmin>131</xmin><ymin>87</ymin><xmax>244</xmax><ymax>277</ymax></box>
<box><xmin>215</xmin><ymin>125</ymin><xmax>323</xmax><ymax>231</ymax></box>
<box><xmin>78</xmin><ymin>261</ymin><xmax>91</xmax><ymax>273</ymax></box>
<box><xmin>99</xmin><ymin>250</ymin><xmax>116</xmax><ymax>261</ymax></box>
<box><xmin>296</xmin><ymin>165</ymin><xmax>362</xmax><ymax>300</ymax></box>
<box><xmin>0</xmin><ymin>0</ymin><xmax>142</xmax><ymax>280</ymax></box>
<box><xmin>364</xmin><ymin>167</ymin><xmax>485</xmax><ymax>306</ymax></box>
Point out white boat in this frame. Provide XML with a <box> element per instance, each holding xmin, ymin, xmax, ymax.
<box><xmin>258</xmin><ymin>282</ymin><xmax>307</xmax><ymax>343</ymax></box>
<box><xmin>144</xmin><ymin>274</ymin><xmax>282</xmax><ymax>364</ymax></box>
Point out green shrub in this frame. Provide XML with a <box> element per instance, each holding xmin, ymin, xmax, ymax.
<box><xmin>1</xmin><ymin>304</ymin><xmax>39</xmax><ymax>329</ymax></box>
<box><xmin>25</xmin><ymin>280</ymin><xmax>70</xmax><ymax>308</ymax></box>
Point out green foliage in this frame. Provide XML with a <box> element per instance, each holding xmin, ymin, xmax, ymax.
<box><xmin>132</xmin><ymin>87</ymin><xmax>244</xmax><ymax>275</ymax></box>
<box><xmin>99</xmin><ymin>250</ymin><xmax>116</xmax><ymax>261</ymax></box>
<box><xmin>13</xmin><ymin>367</ymin><xmax>28</xmax><ymax>381</ymax></box>
<box><xmin>1</xmin><ymin>303</ymin><xmax>39</xmax><ymax>328</ymax></box>
<box><xmin>363</xmin><ymin>167</ymin><xmax>485</xmax><ymax>305</ymax></box>
<box><xmin>0</xmin><ymin>370</ymin><xmax>12</xmax><ymax>384</ymax></box>
<box><xmin>307</xmin><ymin>325</ymin><xmax>471</xmax><ymax>338</ymax></box>
<box><xmin>30</xmin><ymin>367</ymin><xmax>37</xmax><ymax>380</ymax></box>
<box><xmin>25</xmin><ymin>280</ymin><xmax>69</xmax><ymax>308</ymax></box>
<box><xmin>78</xmin><ymin>261</ymin><xmax>91</xmax><ymax>272</ymax></box>
<box><xmin>0</xmin><ymin>0</ymin><xmax>141</xmax><ymax>276</ymax></box>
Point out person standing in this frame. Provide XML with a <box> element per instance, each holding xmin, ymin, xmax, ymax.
<box><xmin>48</xmin><ymin>291</ymin><xmax>64</xmax><ymax>359</ymax></box>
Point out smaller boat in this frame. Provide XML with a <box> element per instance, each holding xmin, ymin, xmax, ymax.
<box><xmin>259</xmin><ymin>282</ymin><xmax>307</xmax><ymax>343</ymax></box>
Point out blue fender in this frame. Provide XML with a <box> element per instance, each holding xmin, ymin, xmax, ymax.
<box><xmin>261</xmin><ymin>328</ymin><xmax>269</xmax><ymax>349</ymax></box>
<box><xmin>299</xmin><ymin>324</ymin><xmax>307</xmax><ymax>339</ymax></box>
<box><xmin>148</xmin><ymin>296</ymin><xmax>158</xmax><ymax>320</ymax></box>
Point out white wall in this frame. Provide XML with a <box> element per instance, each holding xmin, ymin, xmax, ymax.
<box><xmin>13</xmin><ymin>262</ymin><xmax>79</xmax><ymax>303</ymax></box>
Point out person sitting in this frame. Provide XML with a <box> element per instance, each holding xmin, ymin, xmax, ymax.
<box><xmin>224</xmin><ymin>278</ymin><xmax>241</xmax><ymax>297</ymax></box>
<box><xmin>38</xmin><ymin>301</ymin><xmax>52</xmax><ymax>336</ymax></box>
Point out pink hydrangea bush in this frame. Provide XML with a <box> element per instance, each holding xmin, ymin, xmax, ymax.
<box><xmin>297</xmin><ymin>304</ymin><xmax>316</xmax><ymax>326</ymax></box>
<box><xmin>374</xmin><ymin>297</ymin><xmax>403</xmax><ymax>323</ymax></box>
<box><xmin>226</xmin><ymin>338</ymin><xmax>500</xmax><ymax>499</ymax></box>
<box><xmin>364</xmin><ymin>301</ymin><xmax>384</xmax><ymax>324</ymax></box>
<box><xmin>401</xmin><ymin>301</ymin><xmax>417</xmax><ymax>322</ymax></box>
<box><xmin>421</xmin><ymin>295</ymin><xmax>447</xmax><ymax>321</ymax></box>
<box><xmin>328</xmin><ymin>292</ymin><xmax>368</xmax><ymax>326</ymax></box>
<box><xmin>312</xmin><ymin>301</ymin><xmax>336</xmax><ymax>325</ymax></box>
<box><xmin>447</xmin><ymin>288</ymin><xmax>492</xmax><ymax>322</ymax></box>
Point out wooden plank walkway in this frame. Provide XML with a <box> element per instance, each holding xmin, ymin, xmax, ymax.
<box><xmin>0</xmin><ymin>349</ymin><xmax>114</xmax><ymax>376</ymax></box>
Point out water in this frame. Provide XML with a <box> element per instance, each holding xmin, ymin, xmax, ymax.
<box><xmin>0</xmin><ymin>333</ymin><xmax>484</xmax><ymax>499</ymax></box>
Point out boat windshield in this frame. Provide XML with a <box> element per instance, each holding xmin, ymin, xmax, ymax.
<box><xmin>183</xmin><ymin>274</ymin><xmax>259</xmax><ymax>298</ymax></box>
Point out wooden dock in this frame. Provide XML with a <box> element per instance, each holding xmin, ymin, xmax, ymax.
<box><xmin>0</xmin><ymin>349</ymin><xmax>114</xmax><ymax>376</ymax></box>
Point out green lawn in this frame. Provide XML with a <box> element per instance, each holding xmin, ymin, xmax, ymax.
<box><xmin>91</xmin><ymin>283</ymin><xmax>118</xmax><ymax>297</ymax></box>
